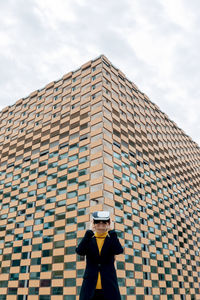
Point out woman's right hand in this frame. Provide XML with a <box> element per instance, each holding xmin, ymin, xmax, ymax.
<box><xmin>86</xmin><ymin>220</ymin><xmax>95</xmax><ymax>231</ymax></box>
<box><xmin>89</xmin><ymin>220</ymin><xmax>95</xmax><ymax>231</ymax></box>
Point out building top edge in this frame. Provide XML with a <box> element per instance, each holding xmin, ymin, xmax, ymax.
<box><xmin>0</xmin><ymin>54</ymin><xmax>199</xmax><ymax>148</ymax></box>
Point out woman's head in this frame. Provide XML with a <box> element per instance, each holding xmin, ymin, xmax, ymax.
<box><xmin>92</xmin><ymin>211</ymin><xmax>110</xmax><ymax>234</ymax></box>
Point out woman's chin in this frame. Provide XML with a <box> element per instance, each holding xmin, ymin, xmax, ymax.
<box><xmin>97</xmin><ymin>229</ymin><xmax>106</xmax><ymax>233</ymax></box>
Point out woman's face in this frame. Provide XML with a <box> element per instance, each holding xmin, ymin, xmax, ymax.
<box><xmin>93</xmin><ymin>221</ymin><xmax>110</xmax><ymax>234</ymax></box>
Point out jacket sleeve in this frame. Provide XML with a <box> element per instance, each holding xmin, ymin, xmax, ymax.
<box><xmin>108</xmin><ymin>230</ymin><xmax>124</xmax><ymax>255</ymax></box>
<box><xmin>75</xmin><ymin>230</ymin><xmax>94</xmax><ymax>256</ymax></box>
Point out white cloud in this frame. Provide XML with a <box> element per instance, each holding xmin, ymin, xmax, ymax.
<box><xmin>0</xmin><ymin>0</ymin><xmax>199</xmax><ymax>145</ymax></box>
<box><xmin>162</xmin><ymin>0</ymin><xmax>195</xmax><ymax>30</ymax></box>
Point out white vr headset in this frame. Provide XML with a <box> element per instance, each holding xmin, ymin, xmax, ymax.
<box><xmin>92</xmin><ymin>211</ymin><xmax>110</xmax><ymax>221</ymax></box>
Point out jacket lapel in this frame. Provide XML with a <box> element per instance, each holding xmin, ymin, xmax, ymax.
<box><xmin>91</xmin><ymin>236</ymin><xmax>100</xmax><ymax>257</ymax></box>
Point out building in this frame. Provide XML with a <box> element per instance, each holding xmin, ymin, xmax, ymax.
<box><xmin>0</xmin><ymin>55</ymin><xmax>199</xmax><ymax>300</ymax></box>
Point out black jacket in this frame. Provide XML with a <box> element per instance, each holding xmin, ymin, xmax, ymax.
<box><xmin>76</xmin><ymin>229</ymin><xmax>123</xmax><ymax>300</ymax></box>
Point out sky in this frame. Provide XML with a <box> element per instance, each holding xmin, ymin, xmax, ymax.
<box><xmin>0</xmin><ymin>0</ymin><xmax>199</xmax><ymax>145</ymax></box>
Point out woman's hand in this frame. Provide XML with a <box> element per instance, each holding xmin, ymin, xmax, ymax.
<box><xmin>89</xmin><ymin>220</ymin><xmax>95</xmax><ymax>231</ymax></box>
<box><xmin>108</xmin><ymin>220</ymin><xmax>114</xmax><ymax>230</ymax></box>
<box><xmin>86</xmin><ymin>220</ymin><xmax>94</xmax><ymax>231</ymax></box>
<box><xmin>107</xmin><ymin>220</ymin><xmax>114</xmax><ymax>231</ymax></box>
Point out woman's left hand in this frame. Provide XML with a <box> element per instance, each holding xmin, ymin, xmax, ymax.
<box><xmin>107</xmin><ymin>220</ymin><xmax>114</xmax><ymax>231</ymax></box>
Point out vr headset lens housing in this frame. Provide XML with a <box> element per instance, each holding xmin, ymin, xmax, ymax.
<box><xmin>93</xmin><ymin>219</ymin><xmax>109</xmax><ymax>224</ymax></box>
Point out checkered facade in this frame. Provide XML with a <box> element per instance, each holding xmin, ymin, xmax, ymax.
<box><xmin>0</xmin><ymin>55</ymin><xmax>199</xmax><ymax>300</ymax></box>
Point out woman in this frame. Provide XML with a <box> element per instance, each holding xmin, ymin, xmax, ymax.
<box><xmin>76</xmin><ymin>211</ymin><xmax>123</xmax><ymax>300</ymax></box>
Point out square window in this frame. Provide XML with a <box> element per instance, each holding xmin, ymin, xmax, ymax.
<box><xmin>64</xmin><ymin>278</ymin><xmax>76</xmax><ymax>287</ymax></box>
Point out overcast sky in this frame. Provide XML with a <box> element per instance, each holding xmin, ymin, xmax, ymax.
<box><xmin>0</xmin><ymin>0</ymin><xmax>199</xmax><ymax>145</ymax></box>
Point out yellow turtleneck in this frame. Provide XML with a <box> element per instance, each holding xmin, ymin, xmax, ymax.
<box><xmin>94</xmin><ymin>231</ymin><xmax>108</xmax><ymax>289</ymax></box>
